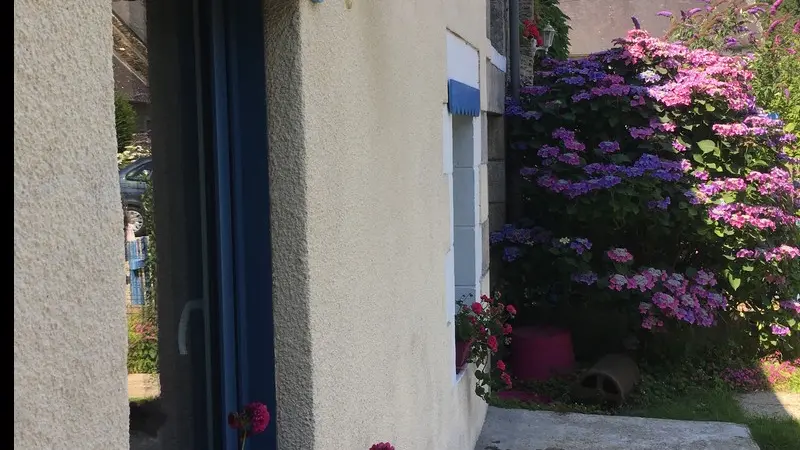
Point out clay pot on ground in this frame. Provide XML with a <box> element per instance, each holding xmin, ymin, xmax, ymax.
<box><xmin>455</xmin><ymin>339</ymin><xmax>474</xmax><ymax>370</ymax></box>
<box><xmin>509</xmin><ymin>326</ymin><xmax>575</xmax><ymax>381</ymax></box>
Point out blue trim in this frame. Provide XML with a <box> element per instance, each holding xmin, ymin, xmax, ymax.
<box><xmin>200</xmin><ymin>0</ymin><xmax>240</xmax><ymax>447</ymax></box>
<box><xmin>224</xmin><ymin>0</ymin><xmax>278</xmax><ymax>448</ymax></box>
<box><xmin>447</xmin><ymin>79</ymin><xmax>480</xmax><ymax>117</ymax></box>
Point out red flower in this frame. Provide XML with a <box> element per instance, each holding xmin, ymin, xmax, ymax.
<box><xmin>228</xmin><ymin>402</ymin><xmax>270</xmax><ymax>436</ymax></box>
<box><xmin>478</xmin><ymin>325</ymin><xmax>487</xmax><ymax>336</ymax></box>
<box><xmin>487</xmin><ymin>335</ymin><xmax>499</xmax><ymax>352</ymax></box>
<box><xmin>481</xmin><ymin>294</ymin><xmax>493</xmax><ymax>303</ymax></box>
<box><xmin>244</xmin><ymin>402</ymin><xmax>270</xmax><ymax>435</ymax></box>
<box><xmin>506</xmin><ymin>305</ymin><xmax>517</xmax><ymax>315</ymax></box>
<box><xmin>522</xmin><ymin>19</ymin><xmax>544</xmax><ymax>46</ymax></box>
<box><xmin>471</xmin><ymin>302</ymin><xmax>484</xmax><ymax>315</ymax></box>
<box><xmin>496</xmin><ymin>360</ymin><xmax>506</xmax><ymax>371</ymax></box>
<box><xmin>468</xmin><ymin>315</ymin><xmax>477</xmax><ymax>325</ymax></box>
<box><xmin>503</xmin><ymin>323</ymin><xmax>513</xmax><ymax>335</ymax></box>
<box><xmin>370</xmin><ymin>443</ymin><xmax>395</xmax><ymax>450</ymax></box>
<box><xmin>500</xmin><ymin>372</ymin><xmax>513</xmax><ymax>388</ymax></box>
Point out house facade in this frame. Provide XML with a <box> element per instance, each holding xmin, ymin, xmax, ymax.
<box><xmin>14</xmin><ymin>0</ymin><xmax>508</xmax><ymax>449</ymax></box>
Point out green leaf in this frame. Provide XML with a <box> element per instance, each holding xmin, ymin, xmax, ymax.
<box><xmin>728</xmin><ymin>274</ymin><xmax>741</xmax><ymax>291</ymax></box>
<box><xmin>742</xmin><ymin>265</ymin><xmax>754</xmax><ymax>272</ymax></box>
<box><xmin>784</xmin><ymin>122</ymin><xmax>796</xmax><ymax>133</ymax></box>
<box><xmin>692</xmin><ymin>153</ymin><xmax>705</xmax><ymax>164</ymax></box>
<box><xmin>704</xmin><ymin>103</ymin><xmax>716</xmax><ymax>112</ymax></box>
<box><xmin>697</xmin><ymin>140</ymin><xmax>716</xmax><ymax>153</ymax></box>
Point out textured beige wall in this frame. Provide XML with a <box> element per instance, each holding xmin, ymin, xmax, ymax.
<box><xmin>14</xmin><ymin>0</ymin><xmax>128</xmax><ymax>448</ymax></box>
<box><xmin>265</xmin><ymin>1</ymin><xmax>488</xmax><ymax>449</ymax></box>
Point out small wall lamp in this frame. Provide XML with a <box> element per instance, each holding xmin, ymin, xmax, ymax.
<box><xmin>533</xmin><ymin>24</ymin><xmax>556</xmax><ymax>56</ymax></box>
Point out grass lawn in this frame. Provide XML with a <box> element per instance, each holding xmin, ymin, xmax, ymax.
<box><xmin>621</xmin><ymin>387</ymin><xmax>800</xmax><ymax>450</ymax></box>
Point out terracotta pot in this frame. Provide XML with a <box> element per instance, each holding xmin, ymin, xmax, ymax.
<box><xmin>455</xmin><ymin>339</ymin><xmax>474</xmax><ymax>369</ymax></box>
<box><xmin>509</xmin><ymin>326</ymin><xmax>575</xmax><ymax>381</ymax></box>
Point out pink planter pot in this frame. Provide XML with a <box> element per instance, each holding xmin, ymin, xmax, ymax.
<box><xmin>455</xmin><ymin>339</ymin><xmax>474</xmax><ymax>369</ymax></box>
<box><xmin>509</xmin><ymin>326</ymin><xmax>575</xmax><ymax>381</ymax></box>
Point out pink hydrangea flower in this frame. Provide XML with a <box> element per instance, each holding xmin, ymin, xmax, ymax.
<box><xmin>607</xmin><ymin>248</ymin><xmax>634</xmax><ymax>263</ymax></box>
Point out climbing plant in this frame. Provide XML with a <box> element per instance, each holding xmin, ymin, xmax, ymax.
<box><xmin>534</xmin><ymin>0</ymin><xmax>571</xmax><ymax>59</ymax></box>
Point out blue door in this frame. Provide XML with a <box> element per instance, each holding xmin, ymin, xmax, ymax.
<box><xmin>146</xmin><ymin>0</ymin><xmax>276</xmax><ymax>447</ymax></box>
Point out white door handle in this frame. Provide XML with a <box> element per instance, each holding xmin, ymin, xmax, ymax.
<box><xmin>178</xmin><ymin>299</ymin><xmax>203</xmax><ymax>355</ymax></box>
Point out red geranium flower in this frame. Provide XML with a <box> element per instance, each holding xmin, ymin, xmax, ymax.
<box><xmin>506</xmin><ymin>305</ymin><xmax>517</xmax><ymax>315</ymax></box>
<box><xmin>496</xmin><ymin>360</ymin><xmax>506</xmax><ymax>371</ymax></box>
<box><xmin>522</xmin><ymin>19</ymin><xmax>544</xmax><ymax>46</ymax></box>
<box><xmin>370</xmin><ymin>443</ymin><xmax>395</xmax><ymax>450</ymax></box>
<box><xmin>487</xmin><ymin>335</ymin><xmax>499</xmax><ymax>352</ymax></box>
<box><xmin>501</xmin><ymin>372</ymin><xmax>513</xmax><ymax>388</ymax></box>
<box><xmin>471</xmin><ymin>302</ymin><xmax>484</xmax><ymax>315</ymax></box>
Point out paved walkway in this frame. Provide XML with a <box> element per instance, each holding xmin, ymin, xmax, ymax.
<box><xmin>475</xmin><ymin>407</ymin><xmax>759</xmax><ymax>450</ymax></box>
<box><xmin>128</xmin><ymin>373</ymin><xmax>160</xmax><ymax>399</ymax></box>
<box><xmin>737</xmin><ymin>392</ymin><xmax>800</xmax><ymax>421</ymax></box>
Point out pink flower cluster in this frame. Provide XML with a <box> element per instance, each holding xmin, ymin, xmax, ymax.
<box><xmin>707</xmin><ymin>202</ymin><xmax>797</xmax><ymax>230</ymax></box>
<box><xmin>552</xmin><ymin>128</ymin><xmax>587</xmax><ymax>152</ymax></box>
<box><xmin>612</xmin><ymin>29</ymin><xmax>754</xmax><ymax>111</ymax></box>
<box><xmin>780</xmin><ymin>300</ymin><xmax>800</xmax><ymax>314</ymax></box>
<box><xmin>633</xmin><ymin>268</ymin><xmax>727</xmax><ymax>329</ymax></box>
<box><xmin>722</xmin><ymin>355</ymin><xmax>800</xmax><ymax>392</ymax></box>
<box><xmin>694</xmin><ymin>169</ymin><xmax>797</xmax><ymax>206</ymax></box>
<box><xmin>712</xmin><ymin>123</ymin><xmax>768</xmax><ymax>137</ymax></box>
<box><xmin>607</xmin><ymin>247</ymin><xmax>634</xmax><ymax>263</ymax></box>
<box><xmin>735</xmin><ymin>245</ymin><xmax>800</xmax><ymax>262</ymax></box>
<box><xmin>745</xmin><ymin>168</ymin><xmax>797</xmax><ymax>198</ymax></box>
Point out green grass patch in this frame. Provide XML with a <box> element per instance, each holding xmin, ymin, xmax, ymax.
<box><xmin>623</xmin><ymin>387</ymin><xmax>800</xmax><ymax>450</ymax></box>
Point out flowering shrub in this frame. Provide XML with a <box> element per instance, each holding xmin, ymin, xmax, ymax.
<box><xmin>228</xmin><ymin>402</ymin><xmax>270</xmax><ymax>450</ymax></box>
<box><xmin>501</xmin><ymin>28</ymin><xmax>799</xmax><ymax>353</ymax></box>
<box><xmin>721</xmin><ymin>352</ymin><xmax>800</xmax><ymax>391</ymax></box>
<box><xmin>127</xmin><ymin>314</ymin><xmax>158</xmax><ymax>374</ymax></box>
<box><xmin>457</xmin><ymin>294</ymin><xmax>516</xmax><ymax>401</ymax></box>
<box><xmin>657</xmin><ymin>0</ymin><xmax>800</xmax><ymax>151</ymax></box>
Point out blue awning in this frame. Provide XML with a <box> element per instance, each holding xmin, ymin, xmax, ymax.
<box><xmin>447</xmin><ymin>79</ymin><xmax>480</xmax><ymax>117</ymax></box>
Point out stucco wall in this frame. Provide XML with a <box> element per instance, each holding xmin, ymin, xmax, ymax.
<box><xmin>560</xmin><ymin>0</ymin><xmax>697</xmax><ymax>55</ymax></box>
<box><xmin>14</xmin><ymin>0</ymin><xmax>128</xmax><ymax>449</ymax></box>
<box><xmin>265</xmin><ymin>1</ymin><xmax>490</xmax><ymax>449</ymax></box>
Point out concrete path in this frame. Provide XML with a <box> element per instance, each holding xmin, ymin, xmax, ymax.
<box><xmin>128</xmin><ymin>373</ymin><xmax>160</xmax><ymax>399</ymax></box>
<box><xmin>737</xmin><ymin>392</ymin><xmax>800</xmax><ymax>421</ymax></box>
<box><xmin>475</xmin><ymin>407</ymin><xmax>759</xmax><ymax>450</ymax></box>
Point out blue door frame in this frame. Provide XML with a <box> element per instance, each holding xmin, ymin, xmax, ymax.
<box><xmin>198</xmin><ymin>0</ymin><xmax>277</xmax><ymax>447</ymax></box>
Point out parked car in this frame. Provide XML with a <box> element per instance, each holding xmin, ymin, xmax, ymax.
<box><xmin>120</xmin><ymin>157</ymin><xmax>152</xmax><ymax>236</ymax></box>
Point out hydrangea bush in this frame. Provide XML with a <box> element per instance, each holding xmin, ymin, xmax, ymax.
<box><xmin>500</xmin><ymin>28</ymin><xmax>799</xmax><ymax>353</ymax></box>
<box><xmin>658</xmin><ymin>0</ymin><xmax>800</xmax><ymax>145</ymax></box>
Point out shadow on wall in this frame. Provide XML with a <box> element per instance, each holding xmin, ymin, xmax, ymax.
<box><xmin>560</xmin><ymin>0</ymin><xmax>698</xmax><ymax>55</ymax></box>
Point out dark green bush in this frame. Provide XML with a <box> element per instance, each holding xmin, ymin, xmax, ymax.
<box><xmin>114</xmin><ymin>92</ymin><xmax>137</xmax><ymax>152</ymax></box>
